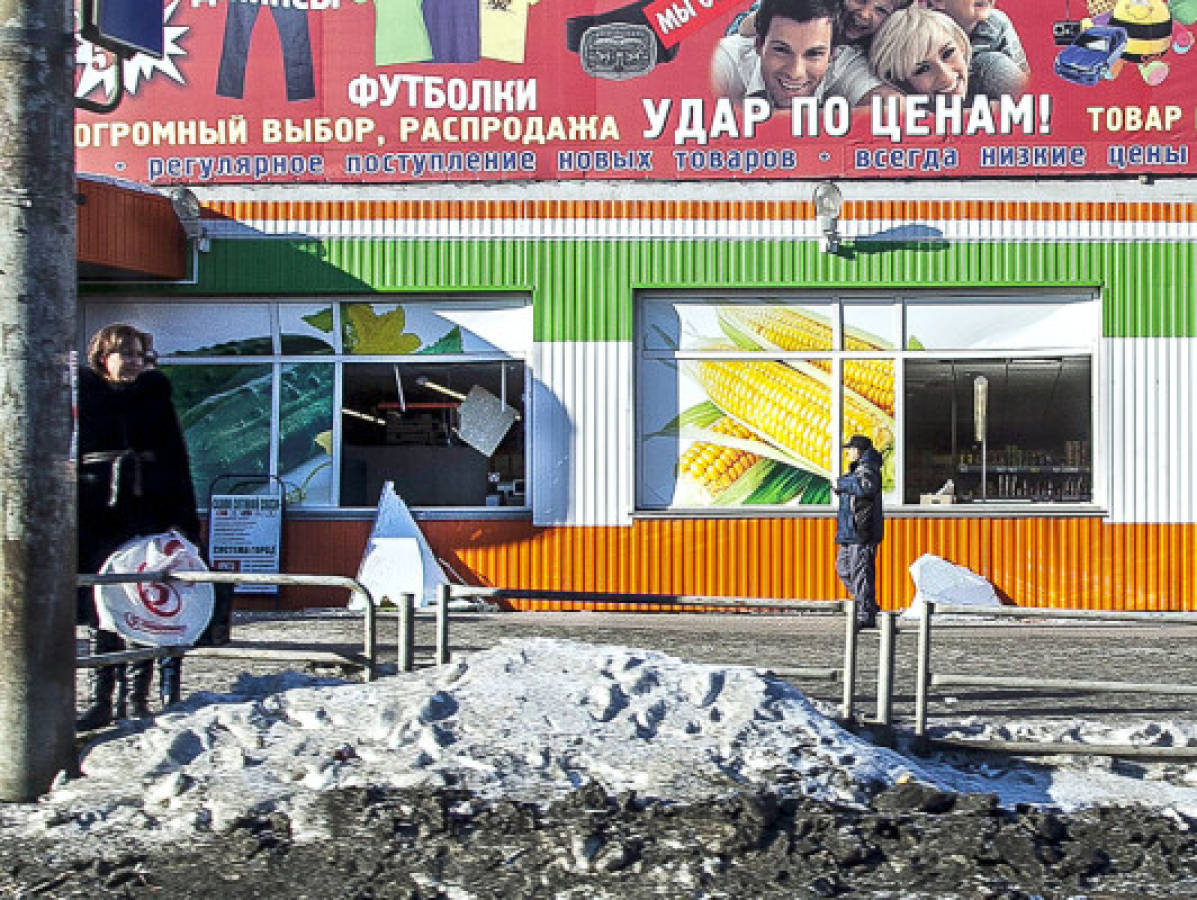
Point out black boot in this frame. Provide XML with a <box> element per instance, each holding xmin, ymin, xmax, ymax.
<box><xmin>160</xmin><ymin>657</ymin><xmax>182</xmax><ymax>708</ymax></box>
<box><xmin>77</xmin><ymin>630</ymin><xmax>122</xmax><ymax>731</ymax></box>
<box><xmin>76</xmin><ymin>666</ymin><xmax>116</xmax><ymax>731</ymax></box>
<box><xmin>129</xmin><ymin>660</ymin><xmax>154</xmax><ymax>719</ymax></box>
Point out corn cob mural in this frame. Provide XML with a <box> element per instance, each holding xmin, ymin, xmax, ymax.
<box><xmin>678</xmin><ymin>417</ymin><xmax>762</xmax><ymax>502</ymax></box>
<box><xmin>660</xmin><ymin>305</ymin><xmax>899</xmax><ymax>506</ymax></box>
<box><xmin>669</xmin><ymin>408</ymin><xmax>833</xmax><ymax>506</ymax></box>
<box><xmin>685</xmin><ymin>357</ymin><xmax>893</xmax><ymax>472</ymax></box>
<box><xmin>718</xmin><ymin>306</ymin><xmax>895</xmax><ymax>414</ymax></box>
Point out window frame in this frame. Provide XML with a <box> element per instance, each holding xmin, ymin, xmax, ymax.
<box><xmin>79</xmin><ymin>295</ymin><xmax>533</xmax><ymax>517</ymax></box>
<box><xmin>635</xmin><ymin>288</ymin><xmax>1102</xmax><ymax>515</ymax></box>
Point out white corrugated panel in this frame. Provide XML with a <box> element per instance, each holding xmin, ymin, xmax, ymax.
<box><xmin>533</xmin><ymin>340</ymin><xmax>632</xmax><ymax>527</ymax></box>
<box><xmin>1106</xmin><ymin>337</ymin><xmax>1197</xmax><ymax>524</ymax></box>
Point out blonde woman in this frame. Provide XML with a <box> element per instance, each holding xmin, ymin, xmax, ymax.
<box><xmin>869</xmin><ymin>4</ymin><xmax>971</xmax><ymax>97</ymax></box>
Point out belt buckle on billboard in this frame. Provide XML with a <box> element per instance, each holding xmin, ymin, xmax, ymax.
<box><xmin>580</xmin><ymin>23</ymin><xmax>658</xmax><ymax>80</ymax></box>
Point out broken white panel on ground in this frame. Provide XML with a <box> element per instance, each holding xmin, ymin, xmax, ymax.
<box><xmin>352</xmin><ymin>482</ymin><xmax>448</xmax><ymax>609</ymax></box>
<box><xmin>902</xmin><ymin>553</ymin><xmax>1002</xmax><ymax>620</ymax></box>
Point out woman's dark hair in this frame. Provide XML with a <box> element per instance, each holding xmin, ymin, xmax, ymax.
<box><xmin>87</xmin><ymin>324</ymin><xmax>157</xmax><ymax>375</ymax></box>
<box><xmin>756</xmin><ymin>0</ymin><xmax>839</xmax><ymax>42</ymax></box>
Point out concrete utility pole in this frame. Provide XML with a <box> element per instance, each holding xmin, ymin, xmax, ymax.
<box><xmin>0</xmin><ymin>0</ymin><xmax>79</xmax><ymax>800</ymax></box>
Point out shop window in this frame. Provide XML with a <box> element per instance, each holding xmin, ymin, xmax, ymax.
<box><xmin>640</xmin><ymin>295</ymin><xmax>841</xmax><ymax>509</ymax></box>
<box><xmin>641</xmin><ymin>300</ymin><xmax>836</xmax><ymax>353</ymax></box>
<box><xmin>905</xmin><ymin>298</ymin><xmax>1094</xmax><ymax>351</ymax></box>
<box><xmin>841</xmin><ymin>358</ymin><xmax>898</xmax><ymax>498</ymax></box>
<box><xmin>340</xmin><ymin>361</ymin><xmax>526</xmax><ymax>508</ymax></box>
<box><xmin>279</xmin><ymin>364</ymin><xmax>335</xmax><ymax>505</ymax></box>
<box><xmin>84</xmin><ymin>296</ymin><xmax>529</xmax><ymax>514</ymax></box>
<box><xmin>904</xmin><ymin>358</ymin><xmax>1092</xmax><ymax>505</ymax></box>
<box><xmin>843</xmin><ymin>301</ymin><xmax>900</xmax><ymax>351</ymax></box>
<box><xmin>638</xmin><ymin>292</ymin><xmax>1096</xmax><ymax>512</ymax></box>
<box><xmin>339</xmin><ymin>300</ymin><xmax>529</xmax><ymax>356</ymax></box>
<box><xmin>280</xmin><ymin>304</ymin><xmax>336</xmax><ymax>355</ymax></box>
<box><xmin>159</xmin><ymin>363</ymin><xmax>272</xmax><ymax>503</ymax></box>
<box><xmin>84</xmin><ymin>302</ymin><xmax>273</xmax><ymax>356</ymax></box>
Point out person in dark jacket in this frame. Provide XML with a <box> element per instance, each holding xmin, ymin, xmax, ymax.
<box><xmin>833</xmin><ymin>434</ymin><xmax>885</xmax><ymax>629</ymax></box>
<box><xmin>76</xmin><ymin>324</ymin><xmax>201</xmax><ymax>730</ymax></box>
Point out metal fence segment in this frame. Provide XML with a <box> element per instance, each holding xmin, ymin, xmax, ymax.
<box><xmin>447</xmin><ymin>585</ymin><xmax>857</xmax><ymax>715</ymax></box>
<box><xmin>875</xmin><ymin>612</ymin><xmax>896</xmax><ymax>726</ymax></box>
<box><xmin>87</xmin><ymin>575</ymin><xmax>1197</xmax><ymax>760</ymax></box>
<box><xmin>436</xmin><ymin>584</ymin><xmax>452</xmax><ymax>665</ymax></box>
<box><xmin>931</xmin><ymin>604</ymin><xmax>1197</xmax><ymax>625</ymax></box>
<box><xmin>78</xmin><ymin>570</ymin><xmax>381</xmax><ymax>681</ymax></box>
<box><xmin>397</xmin><ymin>592</ymin><xmax>415</xmax><ymax>672</ymax></box>
<box><xmin>841</xmin><ymin>599</ymin><xmax>858</xmax><ymax>721</ymax></box>
<box><xmin>447</xmin><ymin>585</ymin><xmax>840</xmax><ymax>612</ymax></box>
<box><xmin>914</xmin><ymin>600</ymin><xmax>934</xmax><ymax>743</ymax></box>
<box><xmin>914</xmin><ymin>600</ymin><xmax>1197</xmax><ymax>757</ymax></box>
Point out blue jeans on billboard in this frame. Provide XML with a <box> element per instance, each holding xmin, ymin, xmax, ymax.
<box><xmin>216</xmin><ymin>0</ymin><xmax>316</xmax><ymax>102</ymax></box>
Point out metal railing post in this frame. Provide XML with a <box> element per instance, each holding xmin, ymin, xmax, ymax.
<box><xmin>875</xmin><ymin>611</ymin><xmax>896</xmax><ymax>726</ymax></box>
<box><xmin>398</xmin><ymin>592</ymin><xmax>415</xmax><ymax>673</ymax></box>
<box><xmin>359</xmin><ymin>586</ymin><xmax>376</xmax><ymax>682</ymax></box>
<box><xmin>436</xmin><ymin>584</ymin><xmax>451</xmax><ymax>665</ymax></box>
<box><xmin>841</xmin><ymin>599</ymin><xmax>857</xmax><ymax>721</ymax></box>
<box><xmin>914</xmin><ymin>600</ymin><xmax>934</xmax><ymax>747</ymax></box>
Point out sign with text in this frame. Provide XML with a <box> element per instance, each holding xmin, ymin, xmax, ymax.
<box><xmin>74</xmin><ymin>0</ymin><xmax>1197</xmax><ymax>182</ymax></box>
<box><xmin>208</xmin><ymin>494</ymin><xmax>283</xmax><ymax>595</ymax></box>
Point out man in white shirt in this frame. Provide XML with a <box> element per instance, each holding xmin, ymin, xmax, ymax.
<box><xmin>712</xmin><ymin>0</ymin><xmax>894</xmax><ymax>111</ymax></box>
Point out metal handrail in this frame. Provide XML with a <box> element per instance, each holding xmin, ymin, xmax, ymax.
<box><xmin>931</xmin><ymin>603</ymin><xmax>1197</xmax><ymax>625</ymax></box>
<box><xmin>913</xmin><ymin>600</ymin><xmax>1197</xmax><ymax>757</ymax></box>
<box><xmin>78</xmin><ymin>570</ymin><xmax>379</xmax><ymax>680</ymax></box>
<box><xmin>448</xmin><ymin>584</ymin><xmax>842</xmax><ymax>612</ymax></box>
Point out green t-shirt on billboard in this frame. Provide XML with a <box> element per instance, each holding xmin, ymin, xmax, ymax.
<box><xmin>356</xmin><ymin>0</ymin><xmax>433</xmax><ymax>65</ymax></box>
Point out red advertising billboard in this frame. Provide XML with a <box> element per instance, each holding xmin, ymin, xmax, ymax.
<box><xmin>74</xmin><ymin>0</ymin><xmax>1197</xmax><ymax>183</ymax></box>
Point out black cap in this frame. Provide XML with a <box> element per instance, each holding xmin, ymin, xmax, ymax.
<box><xmin>843</xmin><ymin>434</ymin><xmax>873</xmax><ymax>452</ymax></box>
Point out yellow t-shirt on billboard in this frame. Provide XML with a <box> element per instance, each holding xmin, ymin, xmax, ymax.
<box><xmin>480</xmin><ymin>0</ymin><xmax>541</xmax><ymax>64</ymax></box>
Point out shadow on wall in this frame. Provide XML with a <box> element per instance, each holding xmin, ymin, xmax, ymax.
<box><xmin>844</xmin><ymin>225</ymin><xmax>949</xmax><ymax>258</ymax></box>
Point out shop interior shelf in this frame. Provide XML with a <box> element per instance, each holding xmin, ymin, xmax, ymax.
<box><xmin>956</xmin><ymin>465</ymin><xmax>1089</xmax><ymax>475</ymax></box>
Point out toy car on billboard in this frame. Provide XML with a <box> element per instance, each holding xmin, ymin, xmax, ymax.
<box><xmin>1054</xmin><ymin>25</ymin><xmax>1129</xmax><ymax>84</ymax></box>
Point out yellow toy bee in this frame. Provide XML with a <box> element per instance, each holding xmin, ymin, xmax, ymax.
<box><xmin>1083</xmin><ymin>0</ymin><xmax>1194</xmax><ymax>83</ymax></box>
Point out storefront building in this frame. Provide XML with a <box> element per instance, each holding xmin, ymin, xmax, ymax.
<box><xmin>74</xmin><ymin>3</ymin><xmax>1195</xmax><ymax>610</ymax></box>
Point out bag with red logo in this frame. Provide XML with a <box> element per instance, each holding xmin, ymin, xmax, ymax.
<box><xmin>94</xmin><ymin>530</ymin><xmax>215</xmax><ymax>647</ymax></box>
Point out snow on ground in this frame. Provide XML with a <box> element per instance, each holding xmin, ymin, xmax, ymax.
<box><xmin>920</xmin><ymin>716</ymin><xmax>1197</xmax><ymax>815</ymax></box>
<box><xmin>3</xmin><ymin>638</ymin><xmax>1197</xmax><ymax>853</ymax></box>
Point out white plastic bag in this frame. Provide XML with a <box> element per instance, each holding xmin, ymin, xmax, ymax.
<box><xmin>902</xmin><ymin>553</ymin><xmax>1001</xmax><ymax>620</ymax></box>
<box><xmin>94</xmin><ymin>530</ymin><xmax>214</xmax><ymax>646</ymax></box>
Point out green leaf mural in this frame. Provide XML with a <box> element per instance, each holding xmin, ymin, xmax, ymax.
<box><xmin>342</xmin><ymin>304</ymin><xmax>421</xmax><ymax>355</ymax></box>
<box><xmin>419</xmin><ymin>325</ymin><xmax>464</xmax><ymax>355</ymax></box>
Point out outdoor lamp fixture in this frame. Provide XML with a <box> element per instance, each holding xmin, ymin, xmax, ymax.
<box><xmin>169</xmin><ymin>186</ymin><xmax>210</xmax><ymax>252</ymax></box>
<box><xmin>812</xmin><ymin>180</ymin><xmax>844</xmax><ymax>254</ymax></box>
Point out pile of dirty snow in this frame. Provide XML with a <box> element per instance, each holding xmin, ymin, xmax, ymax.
<box><xmin>0</xmin><ymin>639</ymin><xmax>918</xmax><ymax>849</ymax></box>
<box><xmin>6</xmin><ymin>637</ymin><xmax>1197</xmax><ymax>856</ymax></box>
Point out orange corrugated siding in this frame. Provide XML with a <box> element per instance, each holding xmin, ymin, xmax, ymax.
<box><xmin>261</xmin><ymin>518</ymin><xmax>1195</xmax><ymax>613</ymax></box>
<box><xmin>77</xmin><ymin>179</ymin><xmax>186</xmax><ymax>278</ymax></box>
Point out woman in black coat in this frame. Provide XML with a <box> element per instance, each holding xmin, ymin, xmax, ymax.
<box><xmin>77</xmin><ymin>324</ymin><xmax>201</xmax><ymax>730</ymax></box>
